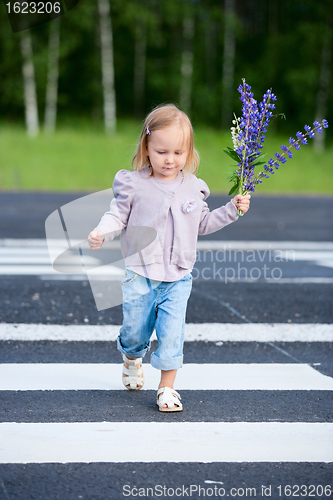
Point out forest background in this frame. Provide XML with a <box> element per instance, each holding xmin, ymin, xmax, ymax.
<box><xmin>0</xmin><ymin>0</ymin><xmax>332</xmax><ymax>193</ymax></box>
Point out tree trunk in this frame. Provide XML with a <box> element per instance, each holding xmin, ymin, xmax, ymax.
<box><xmin>134</xmin><ymin>14</ymin><xmax>147</xmax><ymax>119</ymax></box>
<box><xmin>44</xmin><ymin>18</ymin><xmax>60</xmax><ymax>134</ymax></box>
<box><xmin>179</xmin><ymin>16</ymin><xmax>194</xmax><ymax>113</ymax></box>
<box><xmin>314</xmin><ymin>22</ymin><xmax>332</xmax><ymax>152</ymax></box>
<box><xmin>221</xmin><ymin>0</ymin><xmax>236</xmax><ymax>129</ymax></box>
<box><xmin>20</xmin><ymin>30</ymin><xmax>39</xmax><ymax>137</ymax></box>
<box><xmin>98</xmin><ymin>0</ymin><xmax>116</xmax><ymax>133</ymax></box>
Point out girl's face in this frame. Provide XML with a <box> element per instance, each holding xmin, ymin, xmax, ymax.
<box><xmin>146</xmin><ymin>125</ymin><xmax>188</xmax><ymax>181</ymax></box>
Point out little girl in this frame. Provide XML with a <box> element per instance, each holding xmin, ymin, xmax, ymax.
<box><xmin>88</xmin><ymin>104</ymin><xmax>250</xmax><ymax>412</ymax></box>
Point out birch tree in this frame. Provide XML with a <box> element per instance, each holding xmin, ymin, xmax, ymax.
<box><xmin>179</xmin><ymin>15</ymin><xmax>194</xmax><ymax>113</ymax></box>
<box><xmin>44</xmin><ymin>18</ymin><xmax>61</xmax><ymax>134</ymax></box>
<box><xmin>20</xmin><ymin>30</ymin><xmax>39</xmax><ymax>137</ymax></box>
<box><xmin>98</xmin><ymin>0</ymin><xmax>116</xmax><ymax>133</ymax></box>
<box><xmin>221</xmin><ymin>0</ymin><xmax>236</xmax><ymax>129</ymax></box>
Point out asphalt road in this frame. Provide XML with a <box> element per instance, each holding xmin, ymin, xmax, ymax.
<box><xmin>0</xmin><ymin>192</ymin><xmax>332</xmax><ymax>500</ymax></box>
<box><xmin>1</xmin><ymin>191</ymin><xmax>332</xmax><ymax>241</ymax></box>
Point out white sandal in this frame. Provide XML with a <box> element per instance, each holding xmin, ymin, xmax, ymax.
<box><xmin>157</xmin><ymin>387</ymin><xmax>183</xmax><ymax>412</ymax></box>
<box><xmin>122</xmin><ymin>354</ymin><xmax>144</xmax><ymax>390</ymax></box>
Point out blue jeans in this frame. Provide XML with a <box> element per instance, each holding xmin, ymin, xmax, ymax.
<box><xmin>117</xmin><ymin>269</ymin><xmax>193</xmax><ymax>370</ymax></box>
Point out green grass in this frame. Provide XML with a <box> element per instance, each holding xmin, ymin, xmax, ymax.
<box><xmin>1</xmin><ymin>119</ymin><xmax>332</xmax><ymax>194</ymax></box>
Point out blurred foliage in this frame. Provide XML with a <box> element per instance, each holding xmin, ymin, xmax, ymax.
<box><xmin>0</xmin><ymin>0</ymin><xmax>332</xmax><ymax>137</ymax></box>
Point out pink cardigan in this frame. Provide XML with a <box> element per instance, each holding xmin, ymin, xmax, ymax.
<box><xmin>94</xmin><ymin>167</ymin><xmax>239</xmax><ymax>270</ymax></box>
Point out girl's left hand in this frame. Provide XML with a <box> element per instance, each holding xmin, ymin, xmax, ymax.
<box><xmin>232</xmin><ymin>194</ymin><xmax>251</xmax><ymax>215</ymax></box>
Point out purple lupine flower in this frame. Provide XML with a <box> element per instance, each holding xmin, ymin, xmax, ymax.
<box><xmin>228</xmin><ymin>78</ymin><xmax>277</xmax><ymax>196</ymax></box>
<box><xmin>224</xmin><ymin>79</ymin><xmax>329</xmax><ymax>199</ymax></box>
<box><xmin>261</xmin><ymin>120</ymin><xmax>329</xmax><ymax>179</ymax></box>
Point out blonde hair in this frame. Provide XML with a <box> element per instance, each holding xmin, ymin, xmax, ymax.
<box><xmin>132</xmin><ymin>103</ymin><xmax>199</xmax><ymax>177</ymax></box>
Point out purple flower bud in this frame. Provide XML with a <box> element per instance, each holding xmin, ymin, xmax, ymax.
<box><xmin>317</xmin><ymin>127</ymin><xmax>323</xmax><ymax>133</ymax></box>
<box><xmin>229</xmin><ymin>80</ymin><xmax>330</xmax><ymax>196</ymax></box>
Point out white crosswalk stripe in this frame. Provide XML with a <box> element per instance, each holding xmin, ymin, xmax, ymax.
<box><xmin>1</xmin><ymin>323</ymin><xmax>332</xmax><ymax>464</ymax></box>
<box><xmin>1</xmin><ymin>239</ymin><xmax>333</xmax><ymax>282</ymax></box>
<box><xmin>2</xmin><ymin>422</ymin><xmax>332</xmax><ymax>464</ymax></box>
<box><xmin>1</xmin><ymin>322</ymin><xmax>333</xmax><ymax>342</ymax></box>
<box><xmin>1</xmin><ymin>363</ymin><xmax>333</xmax><ymax>391</ymax></box>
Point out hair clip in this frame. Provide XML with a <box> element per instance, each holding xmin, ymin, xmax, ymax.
<box><xmin>146</xmin><ymin>126</ymin><xmax>151</xmax><ymax>135</ymax></box>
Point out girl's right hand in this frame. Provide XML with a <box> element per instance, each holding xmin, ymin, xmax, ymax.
<box><xmin>88</xmin><ymin>230</ymin><xmax>105</xmax><ymax>250</ymax></box>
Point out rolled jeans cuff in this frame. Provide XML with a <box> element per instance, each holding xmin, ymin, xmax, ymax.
<box><xmin>150</xmin><ymin>353</ymin><xmax>183</xmax><ymax>371</ymax></box>
<box><xmin>117</xmin><ymin>336</ymin><xmax>150</xmax><ymax>359</ymax></box>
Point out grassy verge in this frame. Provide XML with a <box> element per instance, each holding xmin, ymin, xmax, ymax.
<box><xmin>0</xmin><ymin>120</ymin><xmax>332</xmax><ymax>194</ymax></box>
